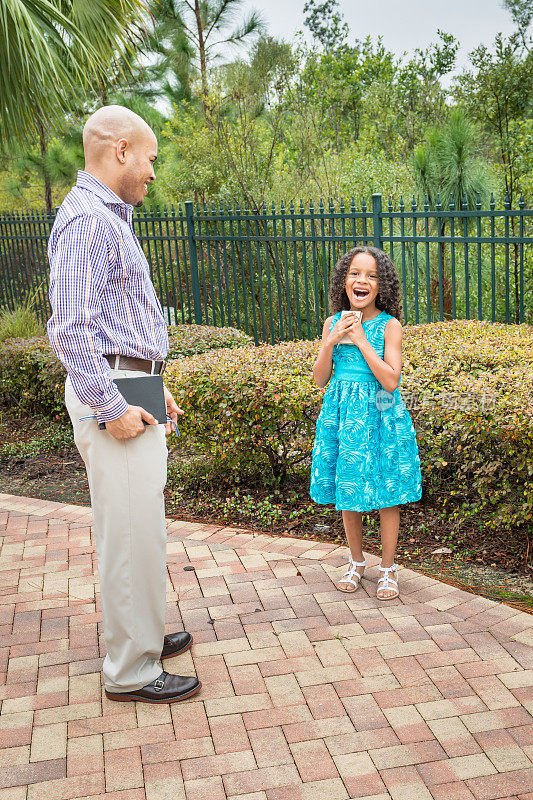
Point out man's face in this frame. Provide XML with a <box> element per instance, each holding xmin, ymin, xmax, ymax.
<box><xmin>117</xmin><ymin>130</ymin><xmax>157</xmax><ymax>207</ymax></box>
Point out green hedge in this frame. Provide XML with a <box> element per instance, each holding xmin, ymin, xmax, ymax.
<box><xmin>166</xmin><ymin>341</ymin><xmax>322</xmax><ymax>484</ymax></box>
<box><xmin>0</xmin><ymin>337</ymin><xmax>67</xmax><ymax>418</ymax></box>
<box><xmin>0</xmin><ymin>324</ymin><xmax>254</xmax><ymax>418</ymax></box>
<box><xmin>167</xmin><ymin>323</ymin><xmax>254</xmax><ymax>358</ymax></box>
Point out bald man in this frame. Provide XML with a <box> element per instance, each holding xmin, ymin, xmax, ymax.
<box><xmin>47</xmin><ymin>106</ymin><xmax>201</xmax><ymax>703</ymax></box>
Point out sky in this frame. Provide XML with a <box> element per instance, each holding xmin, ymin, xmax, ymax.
<box><xmin>245</xmin><ymin>0</ymin><xmax>518</xmax><ymax>77</ymax></box>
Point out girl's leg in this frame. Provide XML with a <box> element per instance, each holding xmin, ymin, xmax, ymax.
<box><xmin>338</xmin><ymin>510</ymin><xmax>366</xmax><ymax>590</ymax></box>
<box><xmin>342</xmin><ymin>509</ymin><xmax>365</xmax><ymax>561</ymax></box>
<box><xmin>378</xmin><ymin>505</ymin><xmax>400</xmax><ymax>599</ymax></box>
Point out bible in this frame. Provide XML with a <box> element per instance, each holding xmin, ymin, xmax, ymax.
<box><xmin>98</xmin><ymin>375</ymin><xmax>166</xmax><ymax>430</ymax></box>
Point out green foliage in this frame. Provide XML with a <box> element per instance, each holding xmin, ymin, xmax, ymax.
<box><xmin>0</xmin><ymin>0</ymin><xmax>149</xmax><ymax>150</ymax></box>
<box><xmin>413</xmin><ymin>109</ymin><xmax>492</xmax><ymax>210</ymax></box>
<box><xmin>167</xmin><ymin>323</ymin><xmax>254</xmax><ymax>358</ymax></box>
<box><xmin>453</xmin><ymin>33</ymin><xmax>533</xmax><ymax>203</ymax></box>
<box><xmin>0</xmin><ymin>422</ymin><xmax>72</xmax><ymax>458</ymax></box>
<box><xmin>401</xmin><ymin>320</ymin><xmax>533</xmax><ymax>534</ymax></box>
<box><xmin>164</xmin><ymin>341</ymin><xmax>322</xmax><ymax>485</ymax></box>
<box><xmin>0</xmin><ymin>337</ymin><xmax>67</xmax><ymax>418</ymax></box>
<box><xmin>1</xmin><ymin>322</ymin><xmax>532</xmax><ymax>539</ymax></box>
<box><xmin>303</xmin><ymin>0</ymin><xmax>349</xmax><ymax>51</ymax></box>
<box><xmin>0</xmin><ymin>324</ymin><xmax>253</xmax><ymax>416</ymax></box>
<box><xmin>0</xmin><ymin>302</ymin><xmax>44</xmax><ymax>342</ymax></box>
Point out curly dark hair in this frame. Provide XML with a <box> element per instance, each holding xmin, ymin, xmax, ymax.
<box><xmin>328</xmin><ymin>246</ymin><xmax>402</xmax><ymax>321</ymax></box>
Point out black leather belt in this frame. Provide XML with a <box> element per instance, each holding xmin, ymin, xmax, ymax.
<box><xmin>104</xmin><ymin>354</ymin><xmax>166</xmax><ymax>375</ymax></box>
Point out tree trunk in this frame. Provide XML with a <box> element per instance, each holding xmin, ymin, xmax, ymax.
<box><xmin>430</xmin><ymin>221</ymin><xmax>453</xmax><ymax>319</ymax></box>
<box><xmin>37</xmin><ymin>117</ymin><xmax>52</xmax><ymax>215</ymax></box>
<box><xmin>193</xmin><ymin>0</ymin><xmax>209</xmax><ymax>111</ymax></box>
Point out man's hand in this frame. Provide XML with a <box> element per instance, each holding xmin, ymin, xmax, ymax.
<box><xmin>164</xmin><ymin>386</ymin><xmax>184</xmax><ymax>435</ymax></box>
<box><xmin>106</xmin><ymin>405</ymin><xmax>157</xmax><ymax>440</ymax></box>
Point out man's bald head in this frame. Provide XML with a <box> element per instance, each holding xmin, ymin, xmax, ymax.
<box><xmin>82</xmin><ymin>105</ymin><xmax>157</xmax><ymax>206</ymax></box>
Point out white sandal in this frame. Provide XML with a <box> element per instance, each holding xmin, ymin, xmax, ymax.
<box><xmin>337</xmin><ymin>556</ymin><xmax>366</xmax><ymax>593</ymax></box>
<box><xmin>377</xmin><ymin>563</ymin><xmax>400</xmax><ymax>600</ymax></box>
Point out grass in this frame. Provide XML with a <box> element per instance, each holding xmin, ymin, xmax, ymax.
<box><xmin>0</xmin><ymin>300</ymin><xmax>44</xmax><ymax>341</ymax></box>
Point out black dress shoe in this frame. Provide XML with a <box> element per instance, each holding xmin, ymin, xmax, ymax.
<box><xmin>160</xmin><ymin>631</ymin><xmax>193</xmax><ymax>660</ymax></box>
<box><xmin>105</xmin><ymin>671</ymin><xmax>201</xmax><ymax>704</ymax></box>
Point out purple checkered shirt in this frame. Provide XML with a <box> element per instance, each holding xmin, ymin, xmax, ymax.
<box><xmin>47</xmin><ymin>171</ymin><xmax>168</xmax><ymax>422</ymax></box>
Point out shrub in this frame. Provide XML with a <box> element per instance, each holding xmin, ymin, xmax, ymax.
<box><xmin>165</xmin><ymin>341</ymin><xmax>321</xmax><ymax>485</ymax></box>
<box><xmin>0</xmin><ymin>336</ymin><xmax>66</xmax><ymax>417</ymax></box>
<box><xmin>167</xmin><ymin>324</ymin><xmax>254</xmax><ymax>358</ymax></box>
<box><xmin>401</xmin><ymin>321</ymin><xmax>533</xmax><ymax>534</ymax></box>
<box><xmin>1</xmin><ymin>319</ymin><xmax>531</xmax><ymax>538</ymax></box>
<box><xmin>0</xmin><ymin>323</ymin><xmax>253</xmax><ymax>417</ymax></box>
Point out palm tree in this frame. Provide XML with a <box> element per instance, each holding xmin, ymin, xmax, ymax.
<box><xmin>413</xmin><ymin>108</ymin><xmax>492</xmax><ymax>317</ymax></box>
<box><xmin>0</xmin><ymin>0</ymin><xmax>148</xmax><ymax>157</ymax></box>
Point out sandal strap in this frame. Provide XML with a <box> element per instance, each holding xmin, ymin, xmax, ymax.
<box><xmin>339</xmin><ymin>558</ymin><xmax>366</xmax><ymax>587</ymax></box>
<box><xmin>377</xmin><ymin>577</ymin><xmax>399</xmax><ymax>589</ymax></box>
<box><xmin>377</xmin><ymin>564</ymin><xmax>399</xmax><ymax>590</ymax></box>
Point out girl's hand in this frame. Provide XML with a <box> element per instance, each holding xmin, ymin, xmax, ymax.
<box><xmin>326</xmin><ymin>313</ymin><xmax>359</xmax><ymax>346</ymax></box>
<box><xmin>346</xmin><ymin>319</ymin><xmax>366</xmax><ymax>347</ymax></box>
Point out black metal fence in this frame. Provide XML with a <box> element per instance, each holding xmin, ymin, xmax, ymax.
<box><xmin>1</xmin><ymin>193</ymin><xmax>531</xmax><ymax>343</ymax></box>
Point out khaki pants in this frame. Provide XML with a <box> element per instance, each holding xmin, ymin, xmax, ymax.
<box><xmin>65</xmin><ymin>371</ymin><xmax>168</xmax><ymax>692</ymax></box>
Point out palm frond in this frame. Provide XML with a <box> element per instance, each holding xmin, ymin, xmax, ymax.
<box><xmin>0</xmin><ymin>0</ymin><xmax>150</xmax><ymax>149</ymax></box>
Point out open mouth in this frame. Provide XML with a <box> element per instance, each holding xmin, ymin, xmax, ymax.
<box><xmin>353</xmin><ymin>288</ymin><xmax>370</xmax><ymax>300</ymax></box>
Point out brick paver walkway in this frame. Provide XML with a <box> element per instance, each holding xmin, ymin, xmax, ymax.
<box><xmin>1</xmin><ymin>492</ymin><xmax>532</xmax><ymax>800</ymax></box>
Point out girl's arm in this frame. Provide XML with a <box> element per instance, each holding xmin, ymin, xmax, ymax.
<box><xmin>313</xmin><ymin>314</ymin><xmax>358</xmax><ymax>388</ymax></box>
<box><xmin>348</xmin><ymin>317</ymin><xmax>403</xmax><ymax>393</ymax></box>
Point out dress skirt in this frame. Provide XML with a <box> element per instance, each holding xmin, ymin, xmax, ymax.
<box><xmin>310</xmin><ymin>377</ymin><xmax>423</xmax><ymax>512</ymax></box>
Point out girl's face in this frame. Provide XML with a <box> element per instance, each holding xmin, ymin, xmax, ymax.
<box><xmin>345</xmin><ymin>252</ymin><xmax>379</xmax><ymax>310</ymax></box>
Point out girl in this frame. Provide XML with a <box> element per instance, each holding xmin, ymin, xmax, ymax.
<box><xmin>310</xmin><ymin>246</ymin><xmax>422</xmax><ymax>600</ymax></box>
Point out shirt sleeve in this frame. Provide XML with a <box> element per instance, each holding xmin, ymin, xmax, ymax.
<box><xmin>47</xmin><ymin>215</ymin><xmax>129</xmax><ymax>422</ymax></box>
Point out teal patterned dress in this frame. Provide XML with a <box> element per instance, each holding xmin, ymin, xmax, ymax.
<box><xmin>310</xmin><ymin>310</ymin><xmax>422</xmax><ymax>512</ymax></box>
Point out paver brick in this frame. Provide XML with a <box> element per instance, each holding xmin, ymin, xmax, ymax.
<box><xmin>248</xmin><ymin>727</ymin><xmax>293</xmax><ymax>767</ymax></box>
<box><xmin>473</xmin><ymin>729</ymin><xmax>533</xmax><ymax>772</ymax></box>
<box><xmin>181</xmin><ymin>749</ymin><xmax>256</xmax><ymax>781</ymax></box>
<box><xmin>380</xmin><ymin>765</ymin><xmax>434</xmax><ymax>800</ymax></box>
<box><xmin>104</xmin><ymin>747</ymin><xmax>143</xmax><ymax>792</ymax></box>
<box><xmin>466</xmin><ymin>768</ymin><xmax>533</xmax><ymax>800</ymax></box>
<box><xmin>222</xmin><ymin>764</ymin><xmax>301</xmax><ymax>796</ymax></box>
<box><xmin>143</xmin><ymin>760</ymin><xmax>185</xmax><ymax>800</ymax></box>
<box><xmin>209</xmin><ymin>715</ymin><xmax>250</xmax><ymax>755</ymax></box>
<box><xmin>427</xmin><ymin>716</ymin><xmax>482</xmax><ymax>757</ymax></box>
<box><xmin>184</xmin><ymin>776</ymin><xmax>226</xmax><ymax>800</ymax></box>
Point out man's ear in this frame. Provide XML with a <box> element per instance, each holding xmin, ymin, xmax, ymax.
<box><xmin>116</xmin><ymin>138</ymin><xmax>128</xmax><ymax>164</ymax></box>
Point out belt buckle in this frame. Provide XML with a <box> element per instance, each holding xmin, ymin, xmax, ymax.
<box><xmin>151</xmin><ymin>360</ymin><xmax>166</xmax><ymax>376</ymax></box>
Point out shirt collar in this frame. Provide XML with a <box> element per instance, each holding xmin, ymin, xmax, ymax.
<box><xmin>76</xmin><ymin>170</ymin><xmax>131</xmax><ymax>210</ymax></box>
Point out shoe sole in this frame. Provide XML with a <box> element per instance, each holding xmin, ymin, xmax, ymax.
<box><xmin>160</xmin><ymin>635</ymin><xmax>193</xmax><ymax>661</ymax></box>
<box><xmin>105</xmin><ymin>680</ymin><xmax>202</xmax><ymax>704</ymax></box>
<box><xmin>376</xmin><ymin>592</ymin><xmax>400</xmax><ymax>601</ymax></box>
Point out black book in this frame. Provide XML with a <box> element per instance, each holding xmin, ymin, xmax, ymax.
<box><xmin>98</xmin><ymin>375</ymin><xmax>166</xmax><ymax>429</ymax></box>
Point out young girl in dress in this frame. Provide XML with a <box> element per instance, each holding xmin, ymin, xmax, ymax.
<box><xmin>310</xmin><ymin>246</ymin><xmax>422</xmax><ymax>600</ymax></box>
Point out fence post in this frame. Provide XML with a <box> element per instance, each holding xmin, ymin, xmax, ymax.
<box><xmin>372</xmin><ymin>193</ymin><xmax>383</xmax><ymax>249</ymax></box>
<box><xmin>185</xmin><ymin>200</ymin><xmax>203</xmax><ymax>324</ymax></box>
